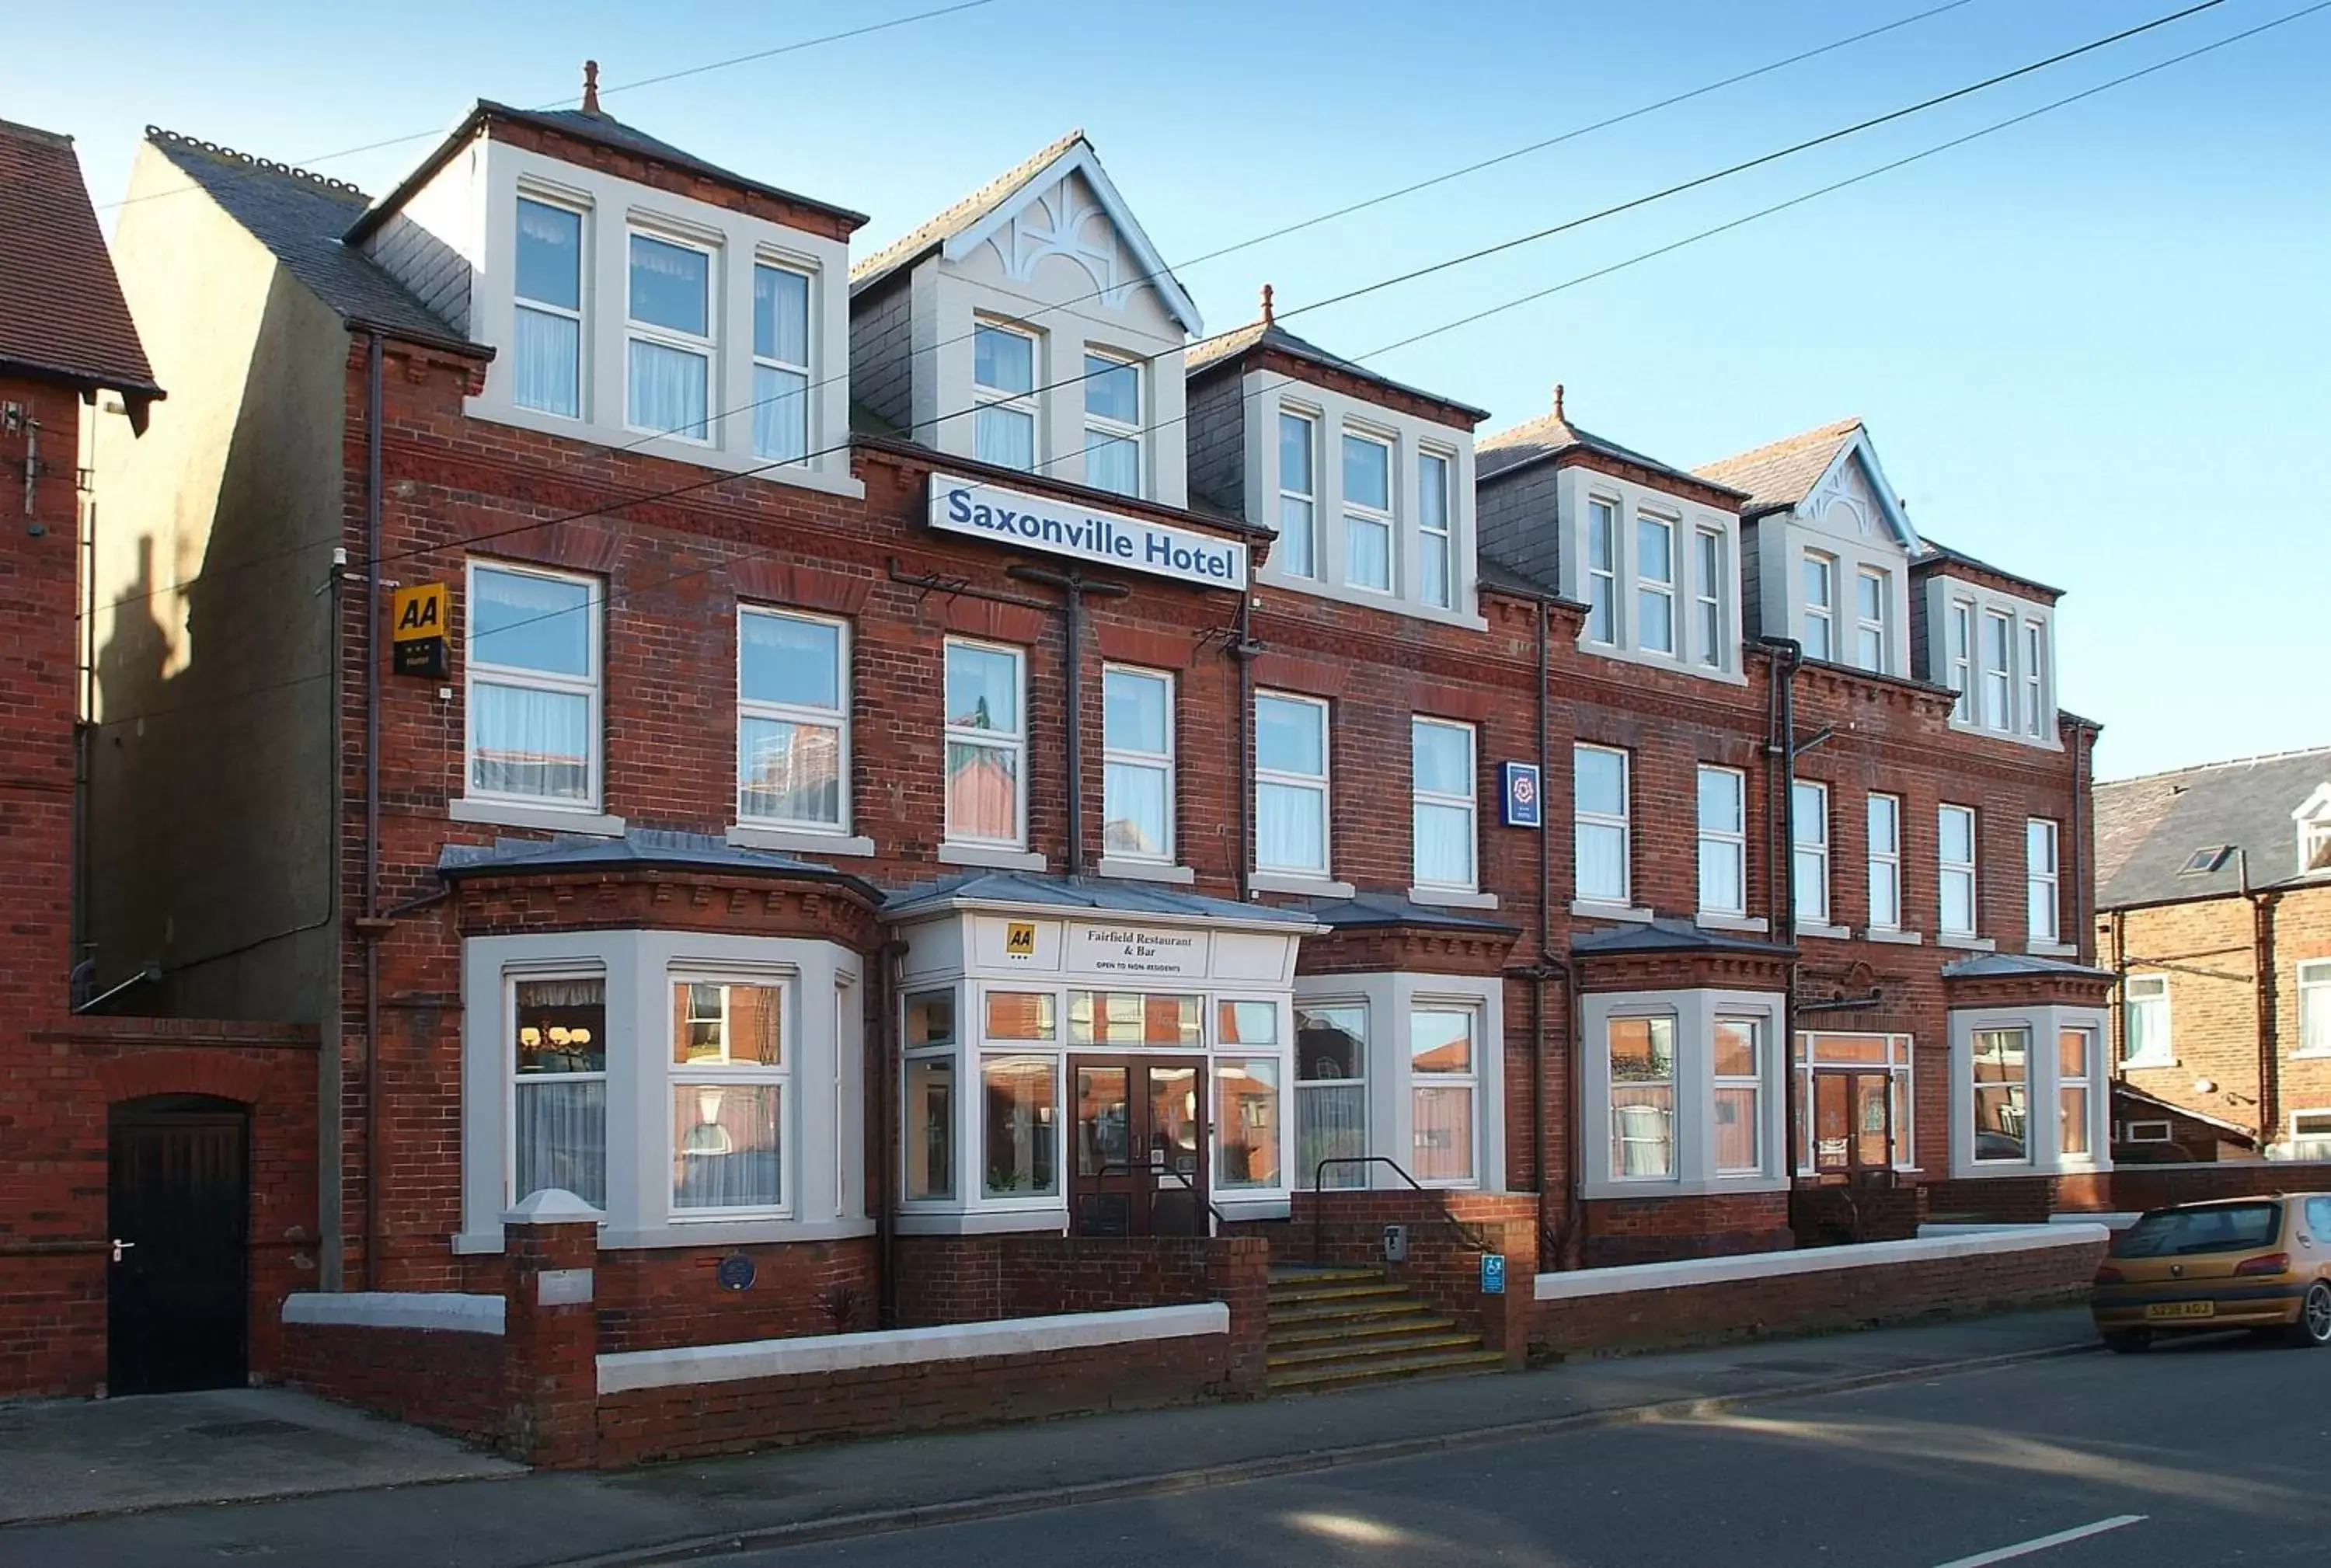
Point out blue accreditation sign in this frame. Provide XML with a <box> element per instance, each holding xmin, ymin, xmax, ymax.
<box><xmin>1480</xmin><ymin>1253</ymin><xmax>1507</xmax><ymax>1295</ymax></box>
<box><xmin>1500</xmin><ymin>763</ymin><xmax>1542</xmax><ymax>829</ymax></box>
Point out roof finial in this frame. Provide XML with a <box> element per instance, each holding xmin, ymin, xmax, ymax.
<box><xmin>582</xmin><ymin>60</ymin><xmax>601</xmax><ymax>114</ymax></box>
<box><xmin>1553</xmin><ymin>382</ymin><xmax>1566</xmax><ymax>420</ymax></box>
<box><xmin>1260</xmin><ymin>282</ymin><xmax>1274</xmax><ymax>326</ymax></box>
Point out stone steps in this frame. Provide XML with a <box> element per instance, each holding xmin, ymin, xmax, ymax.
<box><xmin>1263</xmin><ymin>1265</ymin><xmax>1501</xmax><ymax>1393</ymax></box>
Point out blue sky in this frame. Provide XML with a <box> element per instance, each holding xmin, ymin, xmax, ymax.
<box><xmin>9</xmin><ymin>0</ymin><xmax>2326</xmax><ymax>779</ymax></box>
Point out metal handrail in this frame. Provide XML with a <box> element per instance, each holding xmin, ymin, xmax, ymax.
<box><xmin>1308</xmin><ymin>1155</ymin><xmax>1493</xmax><ymax>1264</ymax></box>
<box><xmin>1082</xmin><ymin>1159</ymin><xmax>1235</xmax><ymax>1234</ymax></box>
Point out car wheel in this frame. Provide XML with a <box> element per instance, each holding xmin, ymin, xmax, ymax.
<box><xmin>2101</xmin><ymin>1329</ymin><xmax>2152</xmax><ymax>1354</ymax></box>
<box><xmin>2285</xmin><ymin>1283</ymin><xmax>2331</xmax><ymax>1348</ymax></box>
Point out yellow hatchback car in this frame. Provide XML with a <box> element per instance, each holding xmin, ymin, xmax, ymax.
<box><xmin>2092</xmin><ymin>1193</ymin><xmax>2331</xmax><ymax>1352</ymax></box>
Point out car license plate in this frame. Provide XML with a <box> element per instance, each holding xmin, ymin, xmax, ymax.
<box><xmin>2144</xmin><ymin>1301</ymin><xmax>2214</xmax><ymax>1321</ymax></box>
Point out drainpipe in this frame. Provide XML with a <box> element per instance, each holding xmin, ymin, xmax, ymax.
<box><xmin>2242</xmin><ymin>849</ymin><xmax>2277</xmax><ymax>1147</ymax></box>
<box><xmin>874</xmin><ymin>937</ymin><xmax>908</xmax><ymax>1329</ymax></box>
<box><xmin>1232</xmin><ymin>590</ymin><xmax>1260</xmax><ymax>901</ymax></box>
<box><xmin>362</xmin><ymin>331</ymin><xmax>385</xmax><ymax>1290</ymax></box>
<box><xmin>1508</xmin><ymin>594</ymin><xmax>1573</xmax><ymax>1267</ymax></box>
<box><xmin>1004</xmin><ymin>565</ymin><xmax>1128</xmax><ymax>878</ymax></box>
<box><xmin>1758</xmin><ymin>637</ymin><xmax>1806</xmax><ymax>1204</ymax></box>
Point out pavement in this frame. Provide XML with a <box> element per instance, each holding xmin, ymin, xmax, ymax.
<box><xmin>0</xmin><ymin>1306</ymin><xmax>2100</xmax><ymax>1566</ymax></box>
<box><xmin>0</xmin><ymin>1385</ymin><xmax>520</xmax><ymax>1526</ymax></box>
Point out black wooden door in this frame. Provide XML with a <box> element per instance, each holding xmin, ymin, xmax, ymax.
<box><xmin>108</xmin><ymin>1096</ymin><xmax>249</xmax><ymax>1395</ymax></box>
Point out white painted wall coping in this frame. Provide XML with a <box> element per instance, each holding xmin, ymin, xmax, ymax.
<box><xmin>598</xmin><ymin>1302</ymin><xmax>1230</xmax><ymax>1394</ymax></box>
<box><xmin>1533</xmin><ymin>1225</ymin><xmax>2110</xmax><ymax>1302</ymax></box>
<box><xmin>2054</xmin><ymin>1211</ymin><xmax>2143</xmax><ymax>1231</ymax></box>
<box><xmin>281</xmin><ymin>1291</ymin><xmax>506</xmax><ymax>1336</ymax></box>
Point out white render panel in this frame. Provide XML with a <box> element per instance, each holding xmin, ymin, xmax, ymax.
<box><xmin>1534</xmin><ymin>1223</ymin><xmax>2110</xmax><ymax>1300</ymax></box>
<box><xmin>281</xmin><ymin>1291</ymin><xmax>506</xmax><ymax>1335</ymax></box>
<box><xmin>597</xmin><ymin>1302</ymin><xmax>1230</xmax><ymax>1392</ymax></box>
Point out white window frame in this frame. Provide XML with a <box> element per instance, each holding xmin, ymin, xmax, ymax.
<box><xmin>1793</xmin><ymin>779</ymin><xmax>1831</xmax><ymax>927</ymax></box>
<box><xmin>1713</xmin><ymin>1015</ymin><xmax>1765</xmax><ymax>1176</ymax></box>
<box><xmin>1082</xmin><ymin>349</ymin><xmax>1143</xmax><ymax>498</ymax></box>
<box><xmin>2122</xmin><ymin>973</ymin><xmax>2173</xmax><ymax>1066</ymax></box>
<box><xmin>2120</xmin><ymin>1119</ymin><xmax>2174</xmax><ymax>1144</ymax></box>
<box><xmin>667</xmin><ymin>976</ymin><xmax>793</xmax><ymax>1221</ymax></box>
<box><xmin>1340</xmin><ymin>429</ymin><xmax>1396</xmax><ymax>595</ymax></box>
<box><xmin>1606</xmin><ymin>1011</ymin><xmax>1678</xmax><ymax>1183</ymax></box>
<box><xmin>942</xmin><ymin>638</ymin><xmax>1027</xmax><ymax>850</ymax></box>
<box><xmin>1418</xmin><ymin>449</ymin><xmax>1455</xmax><ymax>610</ymax></box>
<box><xmin>2057</xmin><ymin>1022</ymin><xmax>2096</xmax><ymax>1163</ymax></box>
<box><xmin>1409</xmin><ymin>717</ymin><xmax>1478</xmax><ymax>894</ymax></box>
<box><xmin>1101</xmin><ymin>664</ymin><xmax>1176</xmax><ymax>866</ymax></box>
<box><xmin>1276</xmin><ymin>408</ymin><xmax>1320</xmax><ymax>580</ymax></box>
<box><xmin>1947</xmin><ymin>598</ymin><xmax>1975</xmax><ymax>724</ymax></box>
<box><xmin>736</xmin><ymin>607</ymin><xmax>850</xmax><ymax>835</ymax></box>
<box><xmin>1574</xmin><ymin>743</ymin><xmax>1632</xmax><ymax>908</ymax></box>
<box><xmin>1255</xmin><ymin>690</ymin><xmax>1332</xmax><ymax>877</ymax></box>
<box><xmin>1636</xmin><ymin>514</ymin><xmax>1677</xmax><ymax>657</ymax></box>
<box><xmin>464</xmin><ymin>559</ymin><xmax>603</xmax><ymax>813</ymax></box>
<box><xmin>2297</xmin><ymin>960</ymin><xmax>2331</xmax><ymax>1058</ymax></box>
<box><xmin>1294</xmin><ymin>998</ymin><xmax>1369</xmax><ymax>1190</ymax></box>
<box><xmin>2022</xmin><ymin>619</ymin><xmax>2047</xmax><ymax>739</ymax></box>
<box><xmin>624</xmin><ymin>226</ymin><xmax>717</xmax><ymax>444</ymax></box>
<box><xmin>972</xmin><ymin>318</ymin><xmax>1040</xmax><ymax>472</ymax></box>
<box><xmin>1794</xmin><ymin>1030</ymin><xmax>1917</xmax><ymax>1175</ymax></box>
<box><xmin>1409</xmin><ymin>1002</ymin><xmax>1479</xmax><ymax>1187</ymax></box>
<box><xmin>2300</xmin><ymin>800</ymin><xmax>2331</xmax><ymax>875</ymax></box>
<box><xmin>1584</xmin><ymin>988</ymin><xmax>1789</xmax><ymax>1197</ymax></box>
<box><xmin>507</xmin><ymin>966</ymin><xmax>608</xmax><ymax>1213</ymax></box>
<box><xmin>1584</xmin><ymin>497</ymin><xmax>1618</xmax><ymax>646</ymax></box>
<box><xmin>1980</xmin><ymin>608</ymin><xmax>2014</xmax><ymax>732</ymax></box>
<box><xmin>1969</xmin><ymin>1024</ymin><xmax>2033</xmax><ymax>1166</ymax></box>
<box><xmin>1696</xmin><ymin>764</ymin><xmax>1747</xmax><ymax>919</ymax></box>
<box><xmin>513</xmin><ymin>193</ymin><xmax>585</xmax><ymax>420</ymax></box>
<box><xmin>1939</xmin><ymin>803</ymin><xmax>1979</xmax><ymax>938</ymax></box>
<box><xmin>1867</xmin><ymin>793</ymin><xmax>1903</xmax><ymax>932</ymax></box>
<box><xmin>749</xmin><ymin>258</ymin><xmax>814</xmax><ymax>464</ymax></box>
<box><xmin>1802</xmin><ymin>551</ymin><xmax>1836</xmax><ymax>661</ymax></box>
<box><xmin>1853</xmin><ymin>566</ymin><xmax>1887</xmax><ymax>673</ymax></box>
<box><xmin>1692</xmin><ymin>527</ymin><xmax>1724</xmax><ymax>671</ymax></box>
<box><xmin>2026</xmin><ymin>817</ymin><xmax>2061</xmax><ymax>946</ymax></box>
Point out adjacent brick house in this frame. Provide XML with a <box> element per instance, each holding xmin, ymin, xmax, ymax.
<box><xmin>0</xmin><ymin>117</ymin><xmax>315</xmax><ymax>1402</ymax></box>
<box><xmin>2094</xmin><ymin>747</ymin><xmax>2331</xmax><ymax>1156</ymax></box>
<box><xmin>31</xmin><ymin>79</ymin><xmax>2102</xmax><ymax>1400</ymax></box>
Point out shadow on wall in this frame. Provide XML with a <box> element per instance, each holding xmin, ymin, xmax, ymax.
<box><xmin>85</xmin><ymin>266</ymin><xmax>343</xmax><ymax>1023</ymax></box>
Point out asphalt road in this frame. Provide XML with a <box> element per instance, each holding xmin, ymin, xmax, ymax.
<box><xmin>749</xmin><ymin>1331</ymin><xmax>2331</xmax><ymax>1567</ymax></box>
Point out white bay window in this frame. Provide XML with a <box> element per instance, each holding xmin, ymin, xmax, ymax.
<box><xmin>671</xmin><ymin>981</ymin><xmax>786</xmax><ymax>1214</ymax></box>
<box><xmin>1584</xmin><ymin>990</ymin><xmax>1788</xmax><ymax>1196</ymax></box>
<box><xmin>1410</xmin><ymin>1006</ymin><xmax>1477</xmax><ymax>1185</ymax></box>
<box><xmin>1949</xmin><ymin>1004</ymin><xmax>2110</xmax><ymax>1176</ymax></box>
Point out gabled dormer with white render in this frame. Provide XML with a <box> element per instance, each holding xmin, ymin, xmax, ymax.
<box><xmin>848</xmin><ymin>132</ymin><xmax>1200</xmax><ymax>507</ymax></box>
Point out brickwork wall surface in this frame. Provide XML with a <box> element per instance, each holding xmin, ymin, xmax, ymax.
<box><xmin>277</xmin><ymin>1320</ymin><xmax>504</xmax><ymax>1441</ymax></box>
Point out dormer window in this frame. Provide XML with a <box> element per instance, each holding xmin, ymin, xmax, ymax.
<box><xmin>1802</xmin><ymin>552</ymin><xmax>1836</xmax><ymax>660</ymax></box>
<box><xmin>1636</xmin><ymin>516</ymin><xmax>1675</xmax><ymax>655</ymax></box>
<box><xmin>1341</xmin><ymin>432</ymin><xmax>1395</xmax><ymax>592</ymax></box>
<box><xmin>1946</xmin><ymin>599</ymin><xmax>1974</xmax><ymax>723</ymax></box>
<box><xmin>1979</xmin><ymin>609</ymin><xmax>2013</xmax><ymax>731</ymax></box>
<box><xmin>1930</xmin><ymin>582</ymin><xmax>2056</xmax><ymax>747</ymax></box>
<box><xmin>1692</xmin><ymin>530</ymin><xmax>1723</xmax><ymax>669</ymax></box>
<box><xmin>973</xmin><ymin>321</ymin><xmax>1038</xmax><ymax>470</ymax></box>
<box><xmin>1854</xmin><ymin>567</ymin><xmax>1888</xmax><ymax>673</ymax></box>
<box><xmin>514</xmin><ymin>197</ymin><xmax>584</xmax><ymax>418</ymax></box>
<box><xmin>1584</xmin><ymin>500</ymin><xmax>1618</xmax><ymax>644</ymax></box>
<box><xmin>1277</xmin><ymin>412</ymin><xmax>1319</xmax><ymax>579</ymax></box>
<box><xmin>2022</xmin><ymin>621</ymin><xmax>2046</xmax><ymax>739</ymax></box>
<box><xmin>625</xmin><ymin>232</ymin><xmax>713</xmax><ymax>441</ymax></box>
<box><xmin>1082</xmin><ymin>354</ymin><xmax>1142</xmax><ymax>498</ymax></box>
<box><xmin>751</xmin><ymin>263</ymin><xmax>811</xmax><ymax>463</ymax></box>
<box><xmin>1419</xmin><ymin>451</ymin><xmax>1454</xmax><ymax>608</ymax></box>
<box><xmin>2299</xmin><ymin>789</ymin><xmax>2331</xmax><ymax>874</ymax></box>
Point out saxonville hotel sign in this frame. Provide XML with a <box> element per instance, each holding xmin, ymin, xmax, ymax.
<box><xmin>929</xmin><ymin>474</ymin><xmax>1248</xmax><ymax>590</ymax></box>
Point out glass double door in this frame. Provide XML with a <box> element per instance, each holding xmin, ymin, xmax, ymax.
<box><xmin>1069</xmin><ymin>1055</ymin><xmax>1207</xmax><ymax>1237</ymax></box>
<box><xmin>1810</xmin><ymin>1069</ymin><xmax>1895</xmax><ymax>1175</ymax></box>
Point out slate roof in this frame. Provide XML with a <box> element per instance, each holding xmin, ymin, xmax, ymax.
<box><xmin>1298</xmin><ymin>891</ymin><xmax>1519</xmax><ymax>936</ymax></box>
<box><xmin>1937</xmin><ymin>951</ymin><xmax>2114</xmax><ymax>981</ymax></box>
<box><xmin>1691</xmin><ymin>416</ymin><xmax>1862</xmax><ymax>517</ymax></box>
<box><xmin>2094</xmin><ymin>747</ymin><xmax>2331</xmax><ymax>908</ymax></box>
<box><xmin>1476</xmin><ymin>552</ymin><xmax>1565</xmax><ymax>603</ymax></box>
<box><xmin>849</xmin><ymin>127</ymin><xmax>1087</xmax><ymax>294</ymax></box>
<box><xmin>0</xmin><ymin>118</ymin><xmax>161</xmax><ymax>401</ymax></box>
<box><xmin>437</xmin><ymin>828</ymin><xmax>878</xmax><ymax>899</ymax></box>
<box><xmin>882</xmin><ymin>869</ymin><xmax>1317</xmax><ymax>925</ymax></box>
<box><xmin>345</xmin><ymin>101</ymin><xmax>866</xmax><ymax>247</ymax></box>
<box><xmin>148</xmin><ymin>130</ymin><xmax>478</xmax><ymax>355</ymax></box>
<box><xmin>1571</xmin><ymin>915</ymin><xmax>1795</xmax><ymax>957</ymax></box>
<box><xmin>1911</xmin><ymin>535</ymin><xmax>2065</xmax><ymax>601</ymax></box>
<box><xmin>1185</xmin><ymin>312</ymin><xmax>1491</xmax><ymax>426</ymax></box>
<box><xmin>1475</xmin><ymin>392</ymin><xmax>1734</xmax><ymax>496</ymax></box>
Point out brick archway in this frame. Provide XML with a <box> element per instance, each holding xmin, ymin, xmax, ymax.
<box><xmin>95</xmin><ymin>1050</ymin><xmax>273</xmax><ymax>1107</ymax></box>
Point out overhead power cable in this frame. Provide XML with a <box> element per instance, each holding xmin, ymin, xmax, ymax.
<box><xmin>91</xmin><ymin>0</ymin><xmax>2326</xmax><ymax>735</ymax></box>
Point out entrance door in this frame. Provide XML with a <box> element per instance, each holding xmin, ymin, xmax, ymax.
<box><xmin>1809</xmin><ymin>1070</ymin><xmax>1894</xmax><ymax>1176</ymax></box>
<box><xmin>108</xmin><ymin>1096</ymin><xmax>249</xmax><ymax>1395</ymax></box>
<box><xmin>1069</xmin><ymin>1057</ymin><xmax>1207</xmax><ymax>1236</ymax></box>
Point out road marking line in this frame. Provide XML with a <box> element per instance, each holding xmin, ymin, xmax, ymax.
<box><xmin>1930</xmin><ymin>1514</ymin><xmax>2148</xmax><ymax>1567</ymax></box>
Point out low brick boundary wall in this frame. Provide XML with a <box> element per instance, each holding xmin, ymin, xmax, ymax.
<box><xmin>1531</xmin><ymin>1225</ymin><xmax>2110</xmax><ymax>1359</ymax></box>
<box><xmin>277</xmin><ymin>1292</ymin><xmax>505</xmax><ymax>1442</ymax></box>
<box><xmin>1932</xmin><ymin>1161</ymin><xmax>2331</xmax><ymax>1226</ymax></box>
<box><xmin>596</xmin><ymin>1305</ymin><xmax>1232</xmax><ymax>1465</ymax></box>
